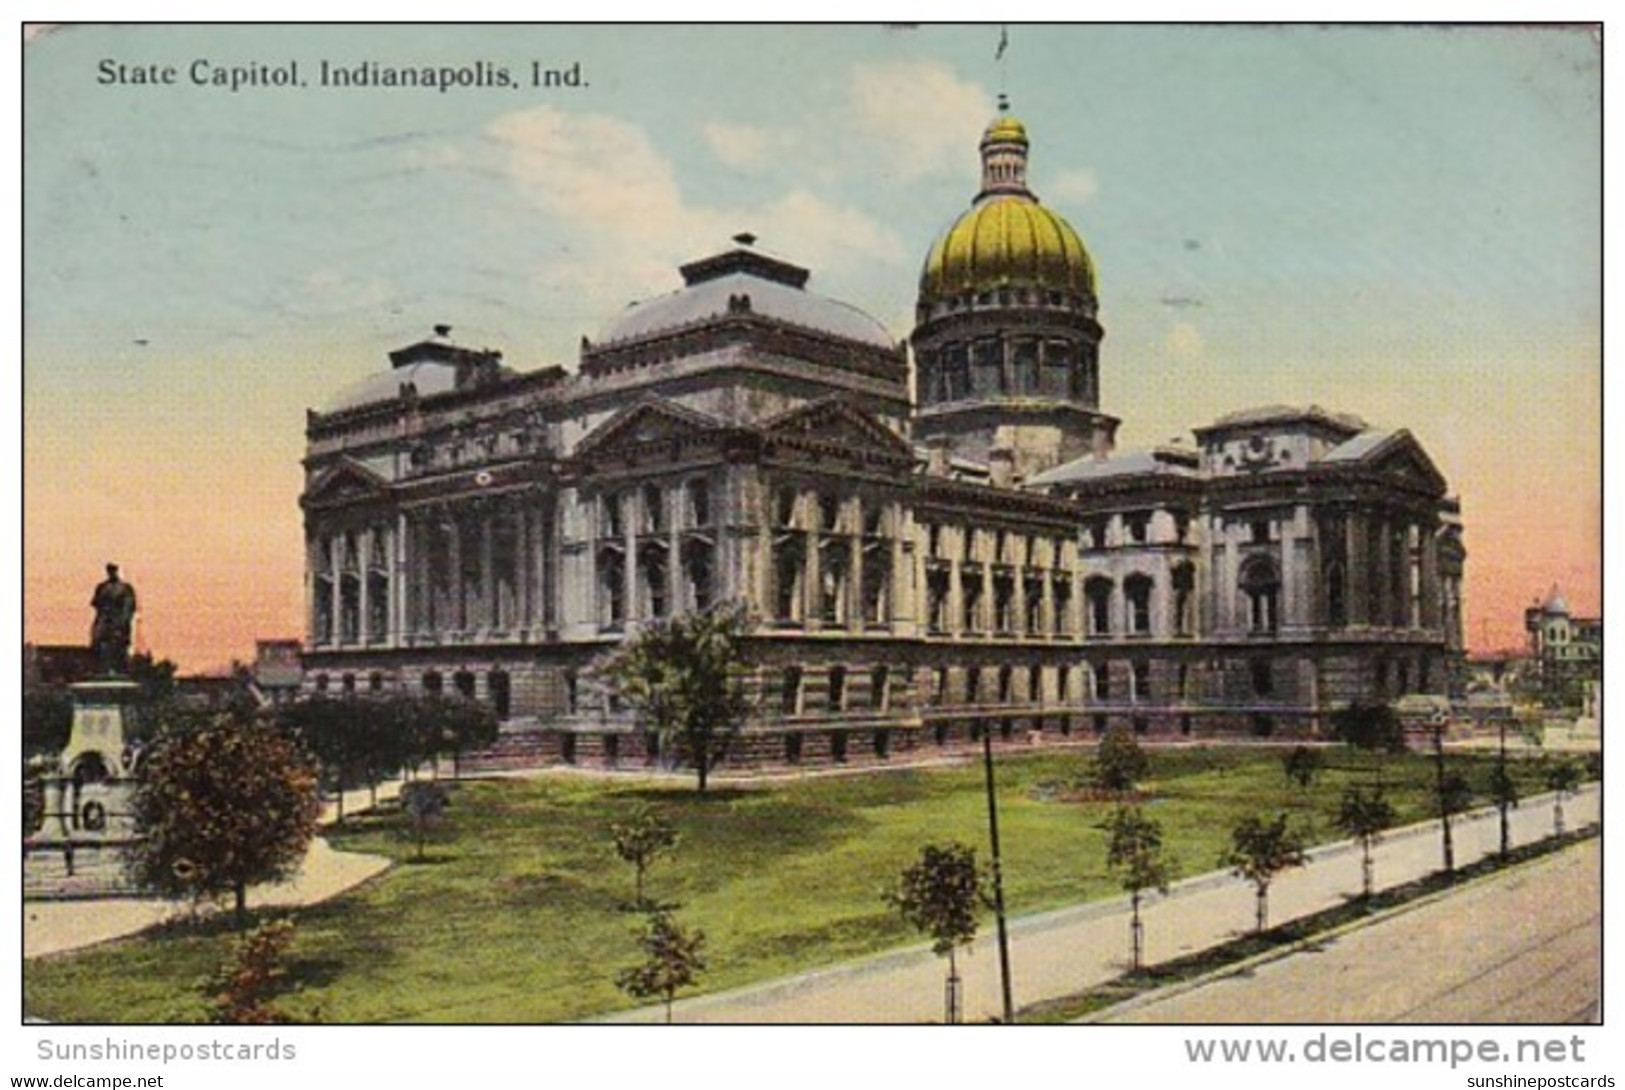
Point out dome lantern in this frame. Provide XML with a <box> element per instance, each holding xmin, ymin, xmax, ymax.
<box><xmin>979</xmin><ymin>94</ymin><xmax>1032</xmax><ymax>199</ymax></box>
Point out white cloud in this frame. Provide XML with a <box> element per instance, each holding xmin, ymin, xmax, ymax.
<box><xmin>849</xmin><ymin>59</ymin><xmax>993</xmax><ymax>179</ymax></box>
<box><xmin>701</xmin><ymin>121</ymin><xmax>792</xmax><ymax>173</ymax></box>
<box><xmin>1045</xmin><ymin>168</ymin><xmax>1100</xmax><ymax>205</ymax></box>
<box><xmin>477</xmin><ymin>106</ymin><xmax>906</xmax><ymax>341</ymax></box>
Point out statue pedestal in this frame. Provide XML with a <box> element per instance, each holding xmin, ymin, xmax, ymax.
<box><xmin>61</xmin><ymin>678</ymin><xmax>142</xmax><ymax>779</ymax></box>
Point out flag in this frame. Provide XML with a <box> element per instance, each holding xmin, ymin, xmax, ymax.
<box><xmin>996</xmin><ymin>26</ymin><xmax>1008</xmax><ymax>60</ymax></box>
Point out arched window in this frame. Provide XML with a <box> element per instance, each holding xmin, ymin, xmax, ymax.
<box><xmin>1085</xmin><ymin>576</ymin><xmax>1114</xmax><ymax>636</ymax></box>
<box><xmin>927</xmin><ymin>569</ymin><xmax>950</xmax><ymax>634</ymax></box>
<box><xmin>775</xmin><ymin>538</ymin><xmax>805</xmax><ymax>624</ymax></box>
<box><xmin>1172</xmin><ymin>563</ymin><xmax>1196</xmax><ymax>636</ymax></box>
<box><xmin>638</xmin><ymin>543</ymin><xmax>669</xmax><ymax>619</ymax></box>
<box><xmin>1125</xmin><ymin>574</ymin><xmax>1154</xmax><ymax>635</ymax></box>
<box><xmin>682</xmin><ymin>540</ymin><xmax>714</xmax><ymax>614</ymax></box>
<box><xmin>1241</xmin><ymin>557</ymin><xmax>1281</xmax><ymax>634</ymax></box>
<box><xmin>686</xmin><ymin>478</ymin><xmax>710</xmax><ymax>527</ymax></box>
<box><xmin>598</xmin><ymin>549</ymin><xmax>626</xmax><ymax>628</ymax></box>
<box><xmin>1324</xmin><ymin>560</ymin><xmax>1347</xmax><ymax>627</ymax></box>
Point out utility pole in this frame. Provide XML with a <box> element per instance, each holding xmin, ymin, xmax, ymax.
<box><xmin>981</xmin><ymin>728</ymin><xmax>1015</xmax><ymax>1023</ymax></box>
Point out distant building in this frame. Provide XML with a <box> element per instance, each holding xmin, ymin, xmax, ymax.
<box><xmin>299</xmin><ymin>103</ymin><xmax>1466</xmax><ymax>766</ymax></box>
<box><xmin>251</xmin><ymin>638</ymin><xmax>305</xmax><ymax>706</ymax></box>
<box><xmin>1524</xmin><ymin>586</ymin><xmax>1601</xmax><ymax>707</ymax></box>
<box><xmin>23</xmin><ymin>643</ymin><xmax>99</xmax><ymax>691</ymax></box>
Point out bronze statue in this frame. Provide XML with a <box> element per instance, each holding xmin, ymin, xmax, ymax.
<box><xmin>90</xmin><ymin>563</ymin><xmax>137</xmax><ymax>675</ymax></box>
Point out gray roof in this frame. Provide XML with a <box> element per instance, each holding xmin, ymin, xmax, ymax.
<box><xmin>325</xmin><ymin>360</ymin><xmax>459</xmax><ymax>413</ymax></box>
<box><xmin>1319</xmin><ymin>429</ymin><xmax>1395</xmax><ymax>463</ymax></box>
<box><xmin>1028</xmin><ymin>449</ymin><xmax>1199</xmax><ymax>487</ymax></box>
<box><xmin>599</xmin><ymin>271</ymin><xmax>894</xmax><ymax>349</ymax></box>
<box><xmin>1203</xmin><ymin>404</ymin><xmax>1368</xmax><ymax>433</ymax></box>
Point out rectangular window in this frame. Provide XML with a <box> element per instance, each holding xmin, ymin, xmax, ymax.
<box><xmin>781</xmin><ymin>667</ymin><xmax>803</xmax><ymax>716</ymax></box>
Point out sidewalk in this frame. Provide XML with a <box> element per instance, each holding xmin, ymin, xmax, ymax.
<box><xmin>24</xmin><ymin>779</ymin><xmax>404</xmax><ymax>959</ymax></box>
<box><xmin>596</xmin><ymin>783</ymin><xmax>1600</xmax><ymax>1023</ymax></box>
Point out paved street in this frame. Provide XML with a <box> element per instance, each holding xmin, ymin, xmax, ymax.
<box><xmin>1101</xmin><ymin>837</ymin><xmax>1600</xmax><ymax>1023</ymax></box>
<box><xmin>600</xmin><ymin>784</ymin><xmax>1599</xmax><ymax>1023</ymax></box>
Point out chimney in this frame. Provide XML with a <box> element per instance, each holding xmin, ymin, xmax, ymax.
<box><xmin>926</xmin><ymin>440</ymin><xmax>951</xmax><ymax>478</ymax></box>
<box><xmin>989</xmin><ymin>447</ymin><xmax>1016</xmax><ymax>489</ymax></box>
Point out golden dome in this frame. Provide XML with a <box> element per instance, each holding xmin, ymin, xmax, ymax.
<box><xmin>982</xmin><ymin>114</ymin><xmax>1029</xmax><ymax>146</ymax></box>
<box><xmin>920</xmin><ymin>195</ymin><xmax>1096</xmax><ymax>304</ymax></box>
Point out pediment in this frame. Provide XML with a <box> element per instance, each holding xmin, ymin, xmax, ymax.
<box><xmin>573</xmin><ymin>397</ymin><xmax>722</xmax><ymax>461</ymax></box>
<box><xmin>303</xmin><ymin>459</ymin><xmax>392</xmax><ymax>508</ymax></box>
<box><xmin>759</xmin><ymin>398</ymin><xmax>913</xmax><ymax>462</ymax></box>
<box><xmin>1335</xmin><ymin>430</ymin><xmax>1449</xmax><ymax>495</ymax></box>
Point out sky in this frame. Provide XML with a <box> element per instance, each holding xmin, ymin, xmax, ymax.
<box><xmin>22</xmin><ymin>23</ymin><xmax>1601</xmax><ymax>671</ymax></box>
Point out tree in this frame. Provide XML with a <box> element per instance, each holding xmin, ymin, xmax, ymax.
<box><xmin>277</xmin><ymin>697</ymin><xmax>361</xmax><ymax>822</ymax></box>
<box><xmin>598</xmin><ymin>605</ymin><xmax>752</xmax><ymax>793</ymax></box>
<box><xmin>1221</xmin><ymin>813</ymin><xmax>1309</xmax><ymax>933</ymax></box>
<box><xmin>399</xmin><ymin>781</ymin><xmax>450</xmax><ymax>861</ymax></box>
<box><xmin>1429</xmin><ymin>722</ymin><xmax>1473</xmax><ymax>877</ymax></box>
<box><xmin>204</xmin><ymin>916</ymin><xmax>307</xmax><ymax>1024</ymax></box>
<box><xmin>22</xmin><ymin>689</ymin><xmax>74</xmax><ymax>758</ymax></box>
<box><xmin>125</xmin><ymin>715</ymin><xmax>322</xmax><ymax>928</ymax></box>
<box><xmin>1281</xmin><ymin>745</ymin><xmax>1323</xmax><ymax>791</ymax></box>
<box><xmin>1091</xmin><ymin>723</ymin><xmax>1150</xmax><ymax>793</ymax></box>
<box><xmin>1335</xmin><ymin>785</ymin><xmax>1396</xmax><ymax>899</ymax></box>
<box><xmin>1544</xmin><ymin>758</ymin><xmax>1583</xmax><ymax>836</ymax></box>
<box><xmin>1486</xmin><ymin>761</ymin><xmax>1520</xmax><ymax>859</ymax></box>
<box><xmin>885</xmin><ymin>842</ymin><xmax>984</xmax><ymax>1023</ymax></box>
<box><xmin>615</xmin><ymin>911</ymin><xmax>707</xmax><ymax>1024</ymax></box>
<box><xmin>1103</xmin><ymin>807</ymin><xmax>1176</xmax><ymax>971</ymax></box>
<box><xmin>128</xmin><ymin>651</ymin><xmax>179</xmax><ymax>703</ymax></box>
<box><xmin>611</xmin><ymin>808</ymin><xmax>681</xmax><ymax>909</ymax></box>
<box><xmin>1328</xmin><ymin>702</ymin><xmax>1406</xmax><ymax>781</ymax></box>
<box><xmin>126</xmin><ymin>652</ymin><xmax>181</xmax><ymax>742</ymax></box>
<box><xmin>420</xmin><ymin>695</ymin><xmax>499</xmax><ymax>780</ymax></box>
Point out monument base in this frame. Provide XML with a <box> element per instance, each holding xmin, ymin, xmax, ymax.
<box><xmin>25</xmin><ymin>679</ymin><xmax>144</xmax><ymax>900</ymax></box>
<box><xmin>61</xmin><ymin>678</ymin><xmax>143</xmax><ymax>779</ymax></box>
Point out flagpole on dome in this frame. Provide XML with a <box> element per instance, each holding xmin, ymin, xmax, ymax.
<box><xmin>995</xmin><ymin>24</ymin><xmax>1010</xmax><ymax>106</ymax></box>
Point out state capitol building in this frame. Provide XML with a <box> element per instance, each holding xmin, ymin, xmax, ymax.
<box><xmin>300</xmin><ymin>104</ymin><xmax>1466</xmax><ymax>767</ymax></box>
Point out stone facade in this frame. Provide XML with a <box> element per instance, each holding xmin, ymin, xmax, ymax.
<box><xmin>300</xmin><ymin>111</ymin><xmax>1466</xmax><ymax>767</ymax></box>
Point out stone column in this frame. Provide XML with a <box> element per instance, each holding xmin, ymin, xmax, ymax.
<box><xmin>1347</xmin><ymin>512</ymin><xmax>1370</xmax><ymax>627</ymax></box>
<box><xmin>305</xmin><ymin>534</ymin><xmax>319</xmax><ymax>647</ymax></box>
<box><xmin>357</xmin><ymin>527</ymin><xmax>372</xmax><ymax>646</ymax></box>
<box><xmin>478</xmin><ymin>508</ymin><xmax>495</xmax><ymax>633</ymax></box>
<box><xmin>622</xmin><ymin>498</ymin><xmax>637</xmax><ymax>625</ymax></box>
<box><xmin>670</xmin><ymin>511</ymin><xmax>683</xmax><ymax>614</ymax></box>
<box><xmin>803</xmin><ymin>498</ymin><xmax>821</xmax><ymax>631</ymax></box>
<box><xmin>330</xmin><ymin>535</ymin><xmax>347</xmax><ymax>644</ymax></box>
<box><xmin>514</xmin><ymin>504</ymin><xmax>530</xmax><ymax>633</ymax></box>
<box><xmin>848</xmin><ymin>531</ymin><xmax>862</xmax><ymax>631</ymax></box>
<box><xmin>1420</xmin><ymin>522</ymin><xmax>1441</xmax><ymax>630</ymax></box>
<box><xmin>448</xmin><ymin>512</ymin><xmax>465</xmax><ymax>633</ymax></box>
<box><xmin>541</xmin><ymin>493</ymin><xmax>558</xmax><ymax>634</ymax></box>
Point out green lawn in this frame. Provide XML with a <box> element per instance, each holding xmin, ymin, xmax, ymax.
<box><xmin>23</xmin><ymin>745</ymin><xmax>1547</xmax><ymax>1023</ymax></box>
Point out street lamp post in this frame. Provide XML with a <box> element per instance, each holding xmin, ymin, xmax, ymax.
<box><xmin>981</xmin><ymin>726</ymin><xmax>1015</xmax><ymax>1023</ymax></box>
